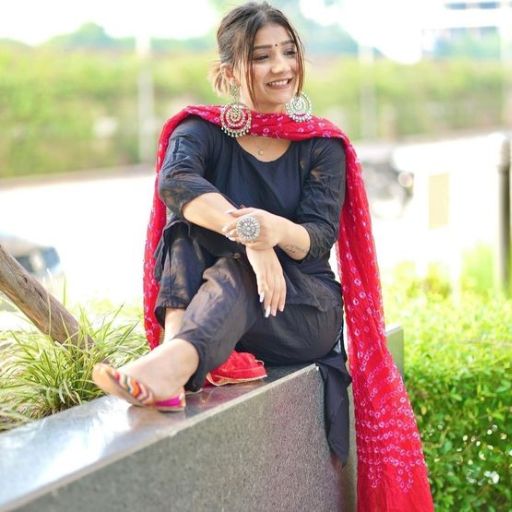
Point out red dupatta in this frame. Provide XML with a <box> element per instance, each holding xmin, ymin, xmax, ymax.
<box><xmin>143</xmin><ymin>105</ymin><xmax>434</xmax><ymax>512</ymax></box>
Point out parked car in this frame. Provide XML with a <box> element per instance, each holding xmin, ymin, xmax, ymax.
<box><xmin>0</xmin><ymin>232</ymin><xmax>65</xmax><ymax>305</ymax></box>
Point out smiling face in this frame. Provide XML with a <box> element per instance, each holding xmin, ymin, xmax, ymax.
<box><xmin>226</xmin><ymin>23</ymin><xmax>300</xmax><ymax>114</ymax></box>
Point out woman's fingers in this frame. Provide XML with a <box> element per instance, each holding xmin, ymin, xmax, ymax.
<box><xmin>273</xmin><ymin>274</ymin><xmax>286</xmax><ymax>315</ymax></box>
<box><xmin>256</xmin><ymin>277</ymin><xmax>268</xmax><ymax>314</ymax></box>
<box><xmin>261</xmin><ymin>272</ymin><xmax>286</xmax><ymax>318</ymax></box>
<box><xmin>245</xmin><ymin>246</ymin><xmax>285</xmax><ymax>318</ymax></box>
<box><xmin>224</xmin><ymin>232</ymin><xmax>274</xmax><ymax>251</ymax></box>
<box><xmin>225</xmin><ymin>207</ymin><xmax>255</xmax><ymax>217</ymax></box>
<box><xmin>269</xmin><ymin>276</ymin><xmax>278</xmax><ymax>317</ymax></box>
<box><xmin>263</xmin><ymin>275</ymin><xmax>273</xmax><ymax>318</ymax></box>
<box><xmin>278</xmin><ymin>275</ymin><xmax>286</xmax><ymax>313</ymax></box>
<box><xmin>222</xmin><ymin>223</ymin><xmax>237</xmax><ymax>235</ymax></box>
<box><xmin>221</xmin><ymin>209</ymin><xmax>257</xmax><ymax>234</ymax></box>
<box><xmin>258</xmin><ymin>272</ymin><xmax>272</xmax><ymax>318</ymax></box>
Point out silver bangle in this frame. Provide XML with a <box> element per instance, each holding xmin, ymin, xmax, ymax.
<box><xmin>236</xmin><ymin>215</ymin><xmax>260</xmax><ymax>243</ymax></box>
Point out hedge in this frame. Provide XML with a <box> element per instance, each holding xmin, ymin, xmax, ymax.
<box><xmin>385</xmin><ymin>263</ymin><xmax>512</xmax><ymax>510</ymax></box>
<box><xmin>0</xmin><ymin>46</ymin><xmax>510</xmax><ymax>178</ymax></box>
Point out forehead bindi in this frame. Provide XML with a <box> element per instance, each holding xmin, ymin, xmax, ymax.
<box><xmin>253</xmin><ymin>24</ymin><xmax>294</xmax><ymax>50</ymax></box>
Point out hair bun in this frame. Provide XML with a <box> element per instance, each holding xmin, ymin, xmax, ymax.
<box><xmin>209</xmin><ymin>60</ymin><xmax>230</xmax><ymax>98</ymax></box>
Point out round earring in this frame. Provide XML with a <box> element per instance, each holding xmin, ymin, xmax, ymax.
<box><xmin>285</xmin><ymin>92</ymin><xmax>312</xmax><ymax>122</ymax></box>
<box><xmin>220</xmin><ymin>83</ymin><xmax>252</xmax><ymax>137</ymax></box>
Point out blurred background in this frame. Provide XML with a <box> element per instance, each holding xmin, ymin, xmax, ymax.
<box><xmin>0</xmin><ymin>0</ymin><xmax>511</xmax><ymax>306</ymax></box>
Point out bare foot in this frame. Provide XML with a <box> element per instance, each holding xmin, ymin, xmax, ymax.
<box><xmin>119</xmin><ymin>339</ymin><xmax>199</xmax><ymax>400</ymax></box>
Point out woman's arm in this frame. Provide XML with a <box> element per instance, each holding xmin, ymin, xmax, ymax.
<box><xmin>222</xmin><ymin>139</ymin><xmax>346</xmax><ymax>261</ymax></box>
<box><xmin>158</xmin><ymin>117</ymin><xmax>235</xmax><ymax>232</ymax></box>
<box><xmin>221</xmin><ymin>207</ymin><xmax>309</xmax><ymax>260</ymax></box>
<box><xmin>285</xmin><ymin>138</ymin><xmax>346</xmax><ymax>262</ymax></box>
<box><xmin>275</xmin><ymin>217</ymin><xmax>310</xmax><ymax>261</ymax></box>
<box><xmin>182</xmin><ymin>192</ymin><xmax>238</xmax><ymax>235</ymax></box>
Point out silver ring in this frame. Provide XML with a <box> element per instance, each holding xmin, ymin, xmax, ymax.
<box><xmin>236</xmin><ymin>215</ymin><xmax>260</xmax><ymax>243</ymax></box>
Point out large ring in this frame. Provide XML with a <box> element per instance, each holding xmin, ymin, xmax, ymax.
<box><xmin>236</xmin><ymin>215</ymin><xmax>260</xmax><ymax>243</ymax></box>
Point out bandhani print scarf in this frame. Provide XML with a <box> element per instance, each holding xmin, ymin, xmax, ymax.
<box><xmin>143</xmin><ymin>105</ymin><xmax>435</xmax><ymax>512</ymax></box>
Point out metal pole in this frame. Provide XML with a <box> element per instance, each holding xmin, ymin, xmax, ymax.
<box><xmin>497</xmin><ymin>135</ymin><xmax>511</xmax><ymax>293</ymax></box>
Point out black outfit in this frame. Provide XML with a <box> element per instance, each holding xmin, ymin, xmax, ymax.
<box><xmin>153</xmin><ymin>116</ymin><xmax>352</xmax><ymax>464</ymax></box>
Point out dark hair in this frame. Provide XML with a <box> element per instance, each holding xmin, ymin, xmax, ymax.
<box><xmin>210</xmin><ymin>1</ymin><xmax>305</xmax><ymax>103</ymax></box>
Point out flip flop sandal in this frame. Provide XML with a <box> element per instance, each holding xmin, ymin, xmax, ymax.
<box><xmin>92</xmin><ymin>363</ymin><xmax>186</xmax><ymax>412</ymax></box>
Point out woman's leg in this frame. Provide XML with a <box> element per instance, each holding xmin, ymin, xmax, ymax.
<box><xmin>121</xmin><ymin>255</ymin><xmax>262</xmax><ymax>398</ymax></box>
<box><xmin>118</xmin><ymin>337</ymin><xmax>199</xmax><ymax>400</ymax></box>
<box><xmin>124</xmin><ymin>219</ymin><xmax>342</xmax><ymax>398</ymax></box>
<box><xmin>163</xmin><ymin>308</ymin><xmax>185</xmax><ymax>342</ymax></box>
<box><xmin>153</xmin><ymin>222</ymin><xmax>214</xmax><ymax>329</ymax></box>
<box><xmin>120</xmin><ymin>309</ymin><xmax>188</xmax><ymax>398</ymax></box>
<box><xmin>237</xmin><ymin>302</ymin><xmax>343</xmax><ymax>365</ymax></box>
<box><xmin>121</xmin><ymin>221</ymin><xmax>210</xmax><ymax>398</ymax></box>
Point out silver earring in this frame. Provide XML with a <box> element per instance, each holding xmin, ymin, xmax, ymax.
<box><xmin>220</xmin><ymin>83</ymin><xmax>252</xmax><ymax>137</ymax></box>
<box><xmin>285</xmin><ymin>92</ymin><xmax>312</xmax><ymax>122</ymax></box>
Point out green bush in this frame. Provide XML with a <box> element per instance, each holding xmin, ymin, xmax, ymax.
<box><xmin>384</xmin><ymin>263</ymin><xmax>512</xmax><ymax>511</ymax></box>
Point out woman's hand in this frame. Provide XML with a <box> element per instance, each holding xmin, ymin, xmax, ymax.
<box><xmin>222</xmin><ymin>207</ymin><xmax>284</xmax><ymax>250</ymax></box>
<box><xmin>245</xmin><ymin>246</ymin><xmax>286</xmax><ymax>317</ymax></box>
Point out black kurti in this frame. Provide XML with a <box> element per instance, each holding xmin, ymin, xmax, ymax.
<box><xmin>154</xmin><ymin>115</ymin><xmax>352</xmax><ymax>464</ymax></box>
<box><xmin>158</xmin><ymin>116</ymin><xmax>346</xmax><ymax>309</ymax></box>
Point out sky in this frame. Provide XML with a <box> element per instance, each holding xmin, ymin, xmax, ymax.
<box><xmin>0</xmin><ymin>0</ymin><xmax>218</xmax><ymax>44</ymax></box>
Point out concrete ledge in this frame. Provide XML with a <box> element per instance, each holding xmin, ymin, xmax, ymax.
<box><xmin>0</xmin><ymin>326</ymin><xmax>403</xmax><ymax>512</ymax></box>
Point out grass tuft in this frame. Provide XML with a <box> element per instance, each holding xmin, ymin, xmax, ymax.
<box><xmin>0</xmin><ymin>305</ymin><xmax>148</xmax><ymax>431</ymax></box>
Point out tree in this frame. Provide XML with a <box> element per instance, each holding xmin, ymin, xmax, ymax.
<box><xmin>44</xmin><ymin>23</ymin><xmax>127</xmax><ymax>51</ymax></box>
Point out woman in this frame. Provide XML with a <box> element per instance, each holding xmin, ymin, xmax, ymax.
<box><xmin>93</xmin><ymin>2</ymin><xmax>434</xmax><ymax>510</ymax></box>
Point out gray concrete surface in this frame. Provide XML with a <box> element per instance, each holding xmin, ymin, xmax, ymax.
<box><xmin>0</xmin><ymin>366</ymin><xmax>355</xmax><ymax>512</ymax></box>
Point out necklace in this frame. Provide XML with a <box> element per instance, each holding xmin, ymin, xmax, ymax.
<box><xmin>254</xmin><ymin>136</ymin><xmax>274</xmax><ymax>156</ymax></box>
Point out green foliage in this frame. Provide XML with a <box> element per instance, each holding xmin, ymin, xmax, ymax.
<box><xmin>0</xmin><ymin>44</ymin><xmax>509</xmax><ymax>178</ymax></box>
<box><xmin>44</xmin><ymin>23</ymin><xmax>130</xmax><ymax>51</ymax></box>
<box><xmin>0</xmin><ymin>306</ymin><xmax>148</xmax><ymax>431</ymax></box>
<box><xmin>384</xmin><ymin>259</ymin><xmax>512</xmax><ymax>510</ymax></box>
<box><xmin>0</xmin><ymin>47</ymin><xmax>139</xmax><ymax>177</ymax></box>
<box><xmin>460</xmin><ymin>244</ymin><xmax>495</xmax><ymax>298</ymax></box>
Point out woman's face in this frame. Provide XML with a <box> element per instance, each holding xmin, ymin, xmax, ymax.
<box><xmin>235</xmin><ymin>23</ymin><xmax>299</xmax><ymax>114</ymax></box>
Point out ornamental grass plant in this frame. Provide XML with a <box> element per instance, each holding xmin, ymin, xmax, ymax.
<box><xmin>0</xmin><ymin>302</ymin><xmax>147</xmax><ymax>431</ymax></box>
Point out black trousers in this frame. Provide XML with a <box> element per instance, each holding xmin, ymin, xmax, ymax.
<box><xmin>154</xmin><ymin>221</ymin><xmax>351</xmax><ymax>464</ymax></box>
<box><xmin>155</xmin><ymin>221</ymin><xmax>341</xmax><ymax>387</ymax></box>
